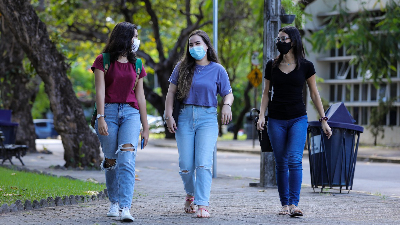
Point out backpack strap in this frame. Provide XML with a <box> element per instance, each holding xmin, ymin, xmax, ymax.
<box><xmin>133</xmin><ymin>58</ymin><xmax>142</xmax><ymax>90</ymax></box>
<box><xmin>102</xmin><ymin>53</ymin><xmax>111</xmax><ymax>74</ymax></box>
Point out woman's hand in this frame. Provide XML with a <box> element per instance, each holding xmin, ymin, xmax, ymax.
<box><xmin>166</xmin><ymin>117</ymin><xmax>177</xmax><ymax>134</ymax></box>
<box><xmin>98</xmin><ymin>118</ymin><xmax>109</xmax><ymax>136</ymax></box>
<box><xmin>141</xmin><ymin>127</ymin><xmax>149</xmax><ymax>149</ymax></box>
<box><xmin>321</xmin><ymin>121</ymin><xmax>332</xmax><ymax>139</ymax></box>
<box><xmin>256</xmin><ymin>116</ymin><xmax>265</xmax><ymax>130</ymax></box>
<box><xmin>221</xmin><ymin>105</ymin><xmax>232</xmax><ymax>125</ymax></box>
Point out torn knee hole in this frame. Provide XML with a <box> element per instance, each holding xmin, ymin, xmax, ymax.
<box><xmin>121</xmin><ymin>143</ymin><xmax>135</xmax><ymax>151</ymax></box>
<box><xmin>181</xmin><ymin>170</ymin><xmax>190</xmax><ymax>174</ymax></box>
<box><xmin>104</xmin><ymin>158</ymin><xmax>116</xmax><ymax>168</ymax></box>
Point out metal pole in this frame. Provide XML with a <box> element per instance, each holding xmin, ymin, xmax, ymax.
<box><xmin>212</xmin><ymin>0</ymin><xmax>218</xmax><ymax>178</ymax></box>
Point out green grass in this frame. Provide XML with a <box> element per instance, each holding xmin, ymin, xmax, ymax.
<box><xmin>0</xmin><ymin>167</ymin><xmax>106</xmax><ymax>205</ymax></box>
<box><xmin>218</xmin><ymin>132</ymin><xmax>247</xmax><ymax>141</ymax></box>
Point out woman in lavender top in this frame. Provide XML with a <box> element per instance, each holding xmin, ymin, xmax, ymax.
<box><xmin>165</xmin><ymin>30</ymin><xmax>234</xmax><ymax>218</ymax></box>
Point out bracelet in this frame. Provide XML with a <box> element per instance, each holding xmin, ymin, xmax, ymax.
<box><xmin>319</xmin><ymin>116</ymin><xmax>328</xmax><ymax>122</ymax></box>
<box><xmin>165</xmin><ymin>117</ymin><xmax>170</xmax><ymax>120</ymax></box>
<box><xmin>223</xmin><ymin>103</ymin><xmax>231</xmax><ymax>107</ymax></box>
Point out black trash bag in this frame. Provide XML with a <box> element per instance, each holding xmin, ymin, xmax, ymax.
<box><xmin>250</xmin><ymin>108</ymin><xmax>273</xmax><ymax>152</ymax></box>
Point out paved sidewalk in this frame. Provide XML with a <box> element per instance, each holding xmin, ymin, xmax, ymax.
<box><xmin>0</xmin><ymin>139</ymin><xmax>399</xmax><ymax>224</ymax></box>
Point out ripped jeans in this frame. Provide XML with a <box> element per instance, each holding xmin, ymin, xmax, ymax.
<box><xmin>175</xmin><ymin>105</ymin><xmax>218</xmax><ymax>206</ymax></box>
<box><xmin>95</xmin><ymin>103</ymin><xmax>141</xmax><ymax>209</ymax></box>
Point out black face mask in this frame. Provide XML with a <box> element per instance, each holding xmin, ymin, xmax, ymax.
<box><xmin>276</xmin><ymin>41</ymin><xmax>292</xmax><ymax>55</ymax></box>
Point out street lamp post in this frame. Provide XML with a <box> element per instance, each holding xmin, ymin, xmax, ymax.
<box><xmin>212</xmin><ymin>0</ymin><xmax>218</xmax><ymax>178</ymax></box>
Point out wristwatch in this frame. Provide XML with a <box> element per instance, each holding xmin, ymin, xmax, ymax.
<box><xmin>96</xmin><ymin>114</ymin><xmax>105</xmax><ymax>119</ymax></box>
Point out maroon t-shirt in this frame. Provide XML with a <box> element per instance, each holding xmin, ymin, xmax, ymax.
<box><xmin>91</xmin><ymin>54</ymin><xmax>147</xmax><ymax>110</ymax></box>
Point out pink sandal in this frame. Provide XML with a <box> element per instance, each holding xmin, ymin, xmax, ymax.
<box><xmin>197</xmin><ymin>208</ymin><xmax>210</xmax><ymax>218</ymax></box>
<box><xmin>184</xmin><ymin>196</ymin><xmax>195</xmax><ymax>213</ymax></box>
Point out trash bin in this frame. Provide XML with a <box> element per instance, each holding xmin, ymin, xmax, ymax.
<box><xmin>0</xmin><ymin>109</ymin><xmax>19</xmax><ymax>145</ymax></box>
<box><xmin>307</xmin><ymin>102</ymin><xmax>364</xmax><ymax>193</ymax></box>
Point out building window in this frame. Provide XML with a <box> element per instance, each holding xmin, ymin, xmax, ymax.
<box><xmin>330</xmin><ymin>85</ymin><xmax>335</xmax><ymax>102</ymax></box>
<box><xmin>378</xmin><ymin>84</ymin><xmax>387</xmax><ymax>101</ymax></box>
<box><xmin>337</xmin><ymin>84</ymin><xmax>343</xmax><ymax>102</ymax></box>
<box><xmin>361</xmin><ymin>107</ymin><xmax>368</xmax><ymax>125</ymax></box>
<box><xmin>390</xmin><ymin>60</ymin><xmax>397</xmax><ymax>77</ymax></box>
<box><xmin>362</xmin><ymin>84</ymin><xmax>369</xmax><ymax>101</ymax></box>
<box><xmin>345</xmin><ymin>84</ymin><xmax>351</xmax><ymax>101</ymax></box>
<box><xmin>371</xmin><ymin>84</ymin><xmax>377</xmax><ymax>101</ymax></box>
<box><xmin>390</xmin><ymin>108</ymin><xmax>397</xmax><ymax>126</ymax></box>
<box><xmin>330</xmin><ymin>63</ymin><xmax>336</xmax><ymax>79</ymax></box>
<box><xmin>353</xmin><ymin>107</ymin><xmax>359</xmax><ymax>124</ymax></box>
<box><xmin>354</xmin><ymin>84</ymin><xmax>360</xmax><ymax>101</ymax></box>
<box><xmin>390</xmin><ymin>83</ymin><xmax>397</xmax><ymax>100</ymax></box>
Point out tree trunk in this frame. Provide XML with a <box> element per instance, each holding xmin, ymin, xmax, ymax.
<box><xmin>0</xmin><ymin>0</ymin><xmax>101</xmax><ymax>168</ymax></box>
<box><xmin>0</xmin><ymin>17</ymin><xmax>39</xmax><ymax>152</ymax></box>
<box><xmin>233</xmin><ymin>81</ymin><xmax>253</xmax><ymax>140</ymax></box>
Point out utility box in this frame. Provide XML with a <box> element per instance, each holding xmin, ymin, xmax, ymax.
<box><xmin>307</xmin><ymin>102</ymin><xmax>364</xmax><ymax>193</ymax></box>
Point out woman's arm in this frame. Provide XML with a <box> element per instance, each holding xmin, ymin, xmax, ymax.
<box><xmin>307</xmin><ymin>75</ymin><xmax>332</xmax><ymax>139</ymax></box>
<box><xmin>164</xmin><ymin>83</ymin><xmax>177</xmax><ymax>133</ymax></box>
<box><xmin>256</xmin><ymin>79</ymin><xmax>270</xmax><ymax>130</ymax></box>
<box><xmin>95</xmin><ymin>68</ymin><xmax>108</xmax><ymax>136</ymax></box>
<box><xmin>135</xmin><ymin>78</ymin><xmax>149</xmax><ymax>148</ymax></box>
<box><xmin>221</xmin><ymin>93</ymin><xmax>234</xmax><ymax>125</ymax></box>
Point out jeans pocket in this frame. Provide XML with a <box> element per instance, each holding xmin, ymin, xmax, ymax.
<box><xmin>104</xmin><ymin>103</ymin><xmax>110</xmax><ymax>108</ymax></box>
<box><xmin>205</xmin><ymin>107</ymin><xmax>217</xmax><ymax>114</ymax></box>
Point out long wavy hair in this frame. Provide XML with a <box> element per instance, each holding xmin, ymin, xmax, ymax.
<box><xmin>273</xmin><ymin>26</ymin><xmax>305</xmax><ymax>70</ymax></box>
<box><xmin>176</xmin><ymin>30</ymin><xmax>219</xmax><ymax>100</ymax></box>
<box><xmin>102</xmin><ymin>22</ymin><xmax>138</xmax><ymax>65</ymax></box>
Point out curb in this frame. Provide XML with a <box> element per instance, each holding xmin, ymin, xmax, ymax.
<box><xmin>0</xmin><ymin>165</ymin><xmax>108</xmax><ymax>215</ymax></box>
<box><xmin>152</xmin><ymin>143</ymin><xmax>400</xmax><ymax>164</ymax></box>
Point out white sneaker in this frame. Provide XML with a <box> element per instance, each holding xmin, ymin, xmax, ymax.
<box><xmin>121</xmin><ymin>207</ymin><xmax>134</xmax><ymax>222</ymax></box>
<box><xmin>107</xmin><ymin>202</ymin><xmax>119</xmax><ymax>217</ymax></box>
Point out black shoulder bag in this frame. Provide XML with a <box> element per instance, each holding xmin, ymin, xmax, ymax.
<box><xmin>252</xmin><ymin>61</ymin><xmax>274</xmax><ymax>152</ymax></box>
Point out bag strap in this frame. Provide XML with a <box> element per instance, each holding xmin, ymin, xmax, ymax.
<box><xmin>133</xmin><ymin>58</ymin><xmax>142</xmax><ymax>90</ymax></box>
<box><xmin>102</xmin><ymin>53</ymin><xmax>111</xmax><ymax>74</ymax></box>
<box><xmin>268</xmin><ymin>59</ymin><xmax>273</xmax><ymax>102</ymax></box>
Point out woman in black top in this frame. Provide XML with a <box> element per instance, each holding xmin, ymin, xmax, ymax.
<box><xmin>257</xmin><ymin>26</ymin><xmax>332</xmax><ymax>217</ymax></box>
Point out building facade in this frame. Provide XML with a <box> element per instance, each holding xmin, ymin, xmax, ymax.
<box><xmin>304</xmin><ymin>0</ymin><xmax>400</xmax><ymax>145</ymax></box>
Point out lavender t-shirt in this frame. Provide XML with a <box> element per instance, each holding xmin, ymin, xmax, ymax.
<box><xmin>168</xmin><ymin>62</ymin><xmax>232</xmax><ymax>107</ymax></box>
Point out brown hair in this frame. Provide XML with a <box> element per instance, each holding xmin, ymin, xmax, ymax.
<box><xmin>176</xmin><ymin>30</ymin><xmax>219</xmax><ymax>100</ymax></box>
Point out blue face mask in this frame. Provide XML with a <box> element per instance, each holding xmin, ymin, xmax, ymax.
<box><xmin>189</xmin><ymin>46</ymin><xmax>206</xmax><ymax>60</ymax></box>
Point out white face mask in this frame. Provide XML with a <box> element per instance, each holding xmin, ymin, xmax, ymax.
<box><xmin>132</xmin><ymin>39</ymin><xmax>140</xmax><ymax>52</ymax></box>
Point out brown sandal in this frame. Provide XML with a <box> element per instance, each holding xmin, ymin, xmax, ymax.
<box><xmin>289</xmin><ymin>204</ymin><xmax>303</xmax><ymax>217</ymax></box>
<box><xmin>184</xmin><ymin>196</ymin><xmax>195</xmax><ymax>213</ymax></box>
<box><xmin>279</xmin><ymin>205</ymin><xmax>289</xmax><ymax>215</ymax></box>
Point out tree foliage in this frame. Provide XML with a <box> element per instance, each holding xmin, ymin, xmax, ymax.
<box><xmin>369</xmin><ymin>97</ymin><xmax>397</xmax><ymax>146</ymax></box>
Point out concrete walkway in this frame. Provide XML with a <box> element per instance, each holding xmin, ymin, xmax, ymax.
<box><xmin>0</xmin><ymin>139</ymin><xmax>399</xmax><ymax>224</ymax></box>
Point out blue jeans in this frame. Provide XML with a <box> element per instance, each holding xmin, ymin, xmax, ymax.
<box><xmin>95</xmin><ymin>103</ymin><xmax>141</xmax><ymax>209</ymax></box>
<box><xmin>267</xmin><ymin>115</ymin><xmax>308</xmax><ymax>206</ymax></box>
<box><xmin>175</xmin><ymin>105</ymin><xmax>218</xmax><ymax>206</ymax></box>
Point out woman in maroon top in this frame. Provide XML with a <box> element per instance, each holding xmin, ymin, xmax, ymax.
<box><xmin>91</xmin><ymin>22</ymin><xmax>149</xmax><ymax>222</ymax></box>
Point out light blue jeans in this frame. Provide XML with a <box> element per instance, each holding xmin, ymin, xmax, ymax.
<box><xmin>267</xmin><ymin>115</ymin><xmax>308</xmax><ymax>206</ymax></box>
<box><xmin>95</xmin><ymin>103</ymin><xmax>141</xmax><ymax>209</ymax></box>
<box><xmin>175</xmin><ymin>105</ymin><xmax>218</xmax><ymax>206</ymax></box>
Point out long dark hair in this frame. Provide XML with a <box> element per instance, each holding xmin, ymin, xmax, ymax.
<box><xmin>176</xmin><ymin>30</ymin><xmax>219</xmax><ymax>100</ymax></box>
<box><xmin>103</xmin><ymin>22</ymin><xmax>137</xmax><ymax>65</ymax></box>
<box><xmin>273</xmin><ymin>26</ymin><xmax>305</xmax><ymax>69</ymax></box>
